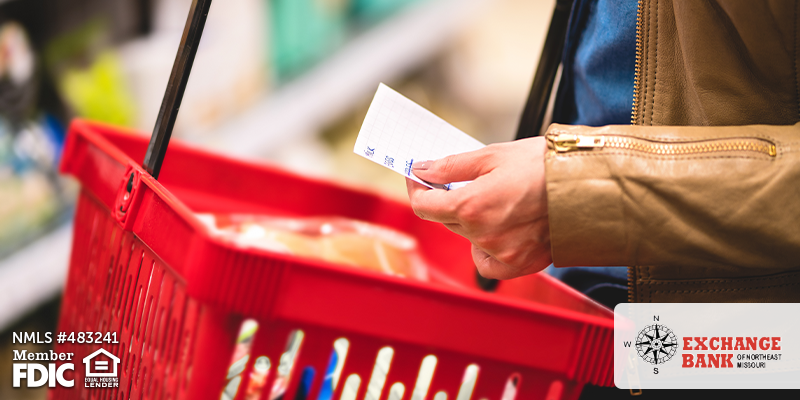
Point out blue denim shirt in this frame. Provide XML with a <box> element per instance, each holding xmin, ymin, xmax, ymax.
<box><xmin>553</xmin><ymin>0</ymin><xmax>637</xmax><ymax>126</ymax></box>
<box><xmin>546</xmin><ymin>0</ymin><xmax>637</xmax><ymax>307</ymax></box>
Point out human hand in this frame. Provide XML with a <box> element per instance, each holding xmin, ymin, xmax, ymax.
<box><xmin>406</xmin><ymin>137</ymin><xmax>551</xmax><ymax>280</ymax></box>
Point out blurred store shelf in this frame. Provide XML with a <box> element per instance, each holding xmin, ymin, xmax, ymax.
<box><xmin>195</xmin><ymin>0</ymin><xmax>490</xmax><ymax>159</ymax></box>
<box><xmin>0</xmin><ymin>223</ymin><xmax>72</xmax><ymax>331</ymax></box>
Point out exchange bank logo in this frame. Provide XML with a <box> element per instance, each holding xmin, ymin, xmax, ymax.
<box><xmin>614</xmin><ymin>304</ymin><xmax>796</xmax><ymax>389</ymax></box>
<box><xmin>83</xmin><ymin>348</ymin><xmax>120</xmax><ymax>388</ymax></box>
<box><xmin>635</xmin><ymin>324</ymin><xmax>678</xmax><ymax>365</ymax></box>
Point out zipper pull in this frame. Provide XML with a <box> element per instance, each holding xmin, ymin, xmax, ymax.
<box><xmin>548</xmin><ymin>134</ymin><xmax>605</xmax><ymax>152</ymax></box>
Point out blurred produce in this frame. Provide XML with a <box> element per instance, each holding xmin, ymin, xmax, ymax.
<box><xmin>44</xmin><ymin>20</ymin><xmax>136</xmax><ymax>126</ymax></box>
<box><xmin>0</xmin><ymin>128</ymin><xmax>62</xmax><ymax>258</ymax></box>
<box><xmin>269</xmin><ymin>0</ymin><xmax>350</xmax><ymax>80</ymax></box>
<box><xmin>0</xmin><ymin>22</ymin><xmax>38</xmax><ymax>127</ymax></box>
<box><xmin>350</xmin><ymin>0</ymin><xmax>421</xmax><ymax>23</ymax></box>
<box><xmin>57</xmin><ymin>51</ymin><xmax>136</xmax><ymax>126</ymax></box>
<box><xmin>0</xmin><ymin>20</ymin><xmax>72</xmax><ymax>260</ymax></box>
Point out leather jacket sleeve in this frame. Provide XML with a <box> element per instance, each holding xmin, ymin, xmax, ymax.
<box><xmin>544</xmin><ymin>122</ymin><xmax>800</xmax><ymax>270</ymax></box>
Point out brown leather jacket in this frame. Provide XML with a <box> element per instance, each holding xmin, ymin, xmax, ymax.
<box><xmin>544</xmin><ymin>0</ymin><xmax>800</xmax><ymax>302</ymax></box>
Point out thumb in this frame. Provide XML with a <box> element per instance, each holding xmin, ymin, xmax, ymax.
<box><xmin>412</xmin><ymin>148</ymin><xmax>494</xmax><ymax>184</ymax></box>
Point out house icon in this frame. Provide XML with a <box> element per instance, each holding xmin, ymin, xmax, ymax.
<box><xmin>83</xmin><ymin>348</ymin><xmax>121</xmax><ymax>378</ymax></box>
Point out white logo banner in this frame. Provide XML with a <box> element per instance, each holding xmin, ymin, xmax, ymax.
<box><xmin>614</xmin><ymin>303</ymin><xmax>800</xmax><ymax>389</ymax></box>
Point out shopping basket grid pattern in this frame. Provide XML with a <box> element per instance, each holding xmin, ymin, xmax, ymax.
<box><xmin>52</xmin><ymin>120</ymin><xmax>614</xmax><ymax>400</ymax></box>
<box><xmin>57</xmin><ymin>194</ymin><xmax>200</xmax><ymax>399</ymax></box>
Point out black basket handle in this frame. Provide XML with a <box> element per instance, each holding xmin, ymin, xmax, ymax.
<box><xmin>515</xmin><ymin>0</ymin><xmax>573</xmax><ymax>140</ymax></box>
<box><xmin>143</xmin><ymin>0</ymin><xmax>214</xmax><ymax>179</ymax></box>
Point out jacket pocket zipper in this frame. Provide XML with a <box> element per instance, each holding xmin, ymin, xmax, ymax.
<box><xmin>547</xmin><ymin>134</ymin><xmax>777</xmax><ymax>158</ymax></box>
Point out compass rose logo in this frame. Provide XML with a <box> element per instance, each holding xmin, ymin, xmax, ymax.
<box><xmin>635</xmin><ymin>324</ymin><xmax>678</xmax><ymax>365</ymax></box>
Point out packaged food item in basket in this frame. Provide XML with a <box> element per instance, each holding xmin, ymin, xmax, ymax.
<box><xmin>196</xmin><ymin>214</ymin><xmax>430</xmax><ymax>281</ymax></box>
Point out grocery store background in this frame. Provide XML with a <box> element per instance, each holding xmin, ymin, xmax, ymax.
<box><xmin>0</xmin><ymin>0</ymin><xmax>551</xmax><ymax>397</ymax></box>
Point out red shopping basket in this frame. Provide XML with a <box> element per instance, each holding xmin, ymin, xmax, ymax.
<box><xmin>53</xmin><ymin>120</ymin><xmax>614</xmax><ymax>400</ymax></box>
<box><xmin>52</xmin><ymin>1</ymin><xmax>614</xmax><ymax>398</ymax></box>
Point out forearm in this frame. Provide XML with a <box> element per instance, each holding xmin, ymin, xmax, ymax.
<box><xmin>545</xmin><ymin>123</ymin><xmax>800</xmax><ymax>269</ymax></box>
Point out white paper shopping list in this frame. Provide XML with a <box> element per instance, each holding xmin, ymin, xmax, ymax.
<box><xmin>354</xmin><ymin>83</ymin><xmax>485</xmax><ymax>190</ymax></box>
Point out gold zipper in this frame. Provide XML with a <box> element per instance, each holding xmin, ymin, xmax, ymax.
<box><xmin>631</xmin><ymin>0</ymin><xmax>644</xmax><ymax>125</ymax></box>
<box><xmin>548</xmin><ymin>133</ymin><xmax>777</xmax><ymax>157</ymax></box>
<box><xmin>628</xmin><ymin>0</ymin><xmax>645</xmax><ymax>305</ymax></box>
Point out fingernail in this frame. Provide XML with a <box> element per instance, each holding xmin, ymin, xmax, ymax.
<box><xmin>412</xmin><ymin>161</ymin><xmax>432</xmax><ymax>171</ymax></box>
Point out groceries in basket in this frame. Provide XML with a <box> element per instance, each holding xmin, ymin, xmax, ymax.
<box><xmin>197</xmin><ymin>213</ymin><xmax>429</xmax><ymax>281</ymax></box>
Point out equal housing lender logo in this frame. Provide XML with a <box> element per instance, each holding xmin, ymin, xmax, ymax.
<box><xmin>83</xmin><ymin>348</ymin><xmax>121</xmax><ymax>388</ymax></box>
<box><xmin>614</xmin><ymin>304</ymin><xmax>799</xmax><ymax>389</ymax></box>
